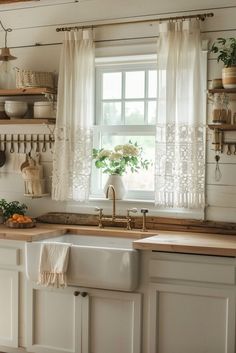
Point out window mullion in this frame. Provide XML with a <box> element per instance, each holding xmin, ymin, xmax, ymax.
<box><xmin>144</xmin><ymin>69</ymin><xmax>148</xmax><ymax>125</ymax></box>
<box><xmin>122</xmin><ymin>70</ymin><xmax>126</xmax><ymax>125</ymax></box>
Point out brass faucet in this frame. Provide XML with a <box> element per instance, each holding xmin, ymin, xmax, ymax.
<box><xmin>95</xmin><ymin>184</ymin><xmax>137</xmax><ymax>230</ymax></box>
<box><xmin>106</xmin><ymin>184</ymin><xmax>116</xmax><ymax>220</ymax></box>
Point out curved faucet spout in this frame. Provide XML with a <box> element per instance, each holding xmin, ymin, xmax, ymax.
<box><xmin>106</xmin><ymin>184</ymin><xmax>116</xmax><ymax>220</ymax></box>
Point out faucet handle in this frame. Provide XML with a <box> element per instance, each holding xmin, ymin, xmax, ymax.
<box><xmin>95</xmin><ymin>207</ymin><xmax>103</xmax><ymax>213</ymax></box>
<box><xmin>141</xmin><ymin>208</ymin><xmax>149</xmax><ymax>232</ymax></box>
<box><xmin>94</xmin><ymin>207</ymin><xmax>104</xmax><ymax>228</ymax></box>
<box><xmin>127</xmin><ymin>207</ymin><xmax>138</xmax><ymax>217</ymax></box>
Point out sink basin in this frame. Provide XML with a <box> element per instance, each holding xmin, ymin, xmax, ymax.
<box><xmin>25</xmin><ymin>234</ymin><xmax>139</xmax><ymax>291</ymax></box>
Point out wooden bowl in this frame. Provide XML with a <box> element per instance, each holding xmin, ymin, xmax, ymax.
<box><xmin>5</xmin><ymin>220</ymin><xmax>36</xmax><ymax>229</ymax></box>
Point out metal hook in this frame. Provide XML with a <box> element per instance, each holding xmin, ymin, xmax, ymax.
<box><xmin>10</xmin><ymin>134</ymin><xmax>14</xmax><ymax>153</ymax></box>
<box><xmin>42</xmin><ymin>135</ymin><xmax>46</xmax><ymax>152</ymax></box>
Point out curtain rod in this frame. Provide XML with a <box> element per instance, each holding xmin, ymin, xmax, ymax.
<box><xmin>56</xmin><ymin>12</ymin><xmax>214</xmax><ymax>32</ymax></box>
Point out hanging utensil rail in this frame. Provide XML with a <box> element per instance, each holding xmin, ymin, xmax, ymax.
<box><xmin>0</xmin><ymin>134</ymin><xmax>54</xmax><ymax>153</ymax></box>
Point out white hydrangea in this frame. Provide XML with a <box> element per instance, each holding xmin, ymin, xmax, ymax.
<box><xmin>114</xmin><ymin>145</ymin><xmax>123</xmax><ymax>152</ymax></box>
<box><xmin>98</xmin><ymin>149</ymin><xmax>111</xmax><ymax>158</ymax></box>
<box><xmin>109</xmin><ymin>152</ymin><xmax>123</xmax><ymax>161</ymax></box>
<box><xmin>122</xmin><ymin>144</ymin><xmax>139</xmax><ymax>157</ymax></box>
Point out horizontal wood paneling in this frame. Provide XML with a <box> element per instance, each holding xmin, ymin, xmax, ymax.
<box><xmin>0</xmin><ymin>4</ymin><xmax>236</xmax><ymax>222</ymax></box>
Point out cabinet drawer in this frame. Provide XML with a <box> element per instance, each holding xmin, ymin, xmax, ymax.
<box><xmin>0</xmin><ymin>247</ymin><xmax>19</xmax><ymax>266</ymax></box>
<box><xmin>149</xmin><ymin>259</ymin><xmax>235</xmax><ymax>284</ymax></box>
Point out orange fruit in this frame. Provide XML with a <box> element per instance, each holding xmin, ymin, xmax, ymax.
<box><xmin>12</xmin><ymin>214</ymin><xmax>20</xmax><ymax>220</ymax></box>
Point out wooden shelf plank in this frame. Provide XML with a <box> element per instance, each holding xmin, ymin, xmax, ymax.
<box><xmin>208</xmin><ymin>124</ymin><xmax>236</xmax><ymax>131</ymax></box>
<box><xmin>0</xmin><ymin>118</ymin><xmax>56</xmax><ymax>125</ymax></box>
<box><xmin>0</xmin><ymin>88</ymin><xmax>56</xmax><ymax>96</ymax></box>
<box><xmin>208</xmin><ymin>88</ymin><xmax>236</xmax><ymax>94</ymax></box>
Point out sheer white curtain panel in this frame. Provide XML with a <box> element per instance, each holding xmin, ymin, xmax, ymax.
<box><xmin>155</xmin><ymin>20</ymin><xmax>205</xmax><ymax>209</ymax></box>
<box><xmin>52</xmin><ymin>29</ymin><xmax>95</xmax><ymax>201</ymax></box>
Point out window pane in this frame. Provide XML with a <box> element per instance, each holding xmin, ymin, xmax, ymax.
<box><xmin>101</xmin><ymin>135</ymin><xmax>155</xmax><ymax>191</ymax></box>
<box><xmin>125</xmin><ymin>71</ymin><xmax>145</xmax><ymax>98</ymax></box>
<box><xmin>102</xmin><ymin>102</ymin><xmax>122</xmax><ymax>125</ymax></box>
<box><xmin>103</xmin><ymin>72</ymin><xmax>122</xmax><ymax>99</ymax></box>
<box><xmin>148</xmin><ymin>70</ymin><xmax>157</xmax><ymax>98</ymax></box>
<box><xmin>148</xmin><ymin>101</ymin><xmax>157</xmax><ymax>124</ymax></box>
<box><xmin>125</xmin><ymin>102</ymin><xmax>144</xmax><ymax>125</ymax></box>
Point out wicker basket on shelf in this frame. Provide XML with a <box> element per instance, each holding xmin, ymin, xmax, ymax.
<box><xmin>15</xmin><ymin>68</ymin><xmax>54</xmax><ymax>89</ymax></box>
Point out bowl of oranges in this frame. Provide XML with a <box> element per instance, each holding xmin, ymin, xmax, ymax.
<box><xmin>5</xmin><ymin>213</ymin><xmax>35</xmax><ymax>228</ymax></box>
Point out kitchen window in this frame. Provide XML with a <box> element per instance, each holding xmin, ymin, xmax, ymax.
<box><xmin>91</xmin><ymin>59</ymin><xmax>157</xmax><ymax>200</ymax></box>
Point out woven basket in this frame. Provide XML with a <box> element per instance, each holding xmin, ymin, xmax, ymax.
<box><xmin>5</xmin><ymin>219</ymin><xmax>36</xmax><ymax>228</ymax></box>
<box><xmin>15</xmin><ymin>69</ymin><xmax>54</xmax><ymax>89</ymax></box>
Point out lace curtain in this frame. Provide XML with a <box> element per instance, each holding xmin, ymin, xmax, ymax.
<box><xmin>155</xmin><ymin>20</ymin><xmax>205</xmax><ymax>209</ymax></box>
<box><xmin>52</xmin><ymin>30</ymin><xmax>95</xmax><ymax>201</ymax></box>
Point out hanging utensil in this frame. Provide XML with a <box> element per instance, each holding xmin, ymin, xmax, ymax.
<box><xmin>0</xmin><ymin>135</ymin><xmax>6</xmax><ymax>168</ymax></box>
<box><xmin>49</xmin><ymin>134</ymin><xmax>53</xmax><ymax>150</ymax></box>
<box><xmin>42</xmin><ymin>135</ymin><xmax>46</xmax><ymax>152</ymax></box>
<box><xmin>10</xmin><ymin>134</ymin><xmax>14</xmax><ymax>153</ymax></box>
<box><xmin>215</xmin><ymin>153</ymin><xmax>222</xmax><ymax>181</ymax></box>
<box><xmin>36</xmin><ymin>134</ymin><xmax>40</xmax><ymax>153</ymax></box>
<box><xmin>23</xmin><ymin>134</ymin><xmax>27</xmax><ymax>154</ymax></box>
<box><xmin>17</xmin><ymin>134</ymin><xmax>20</xmax><ymax>153</ymax></box>
<box><xmin>30</xmin><ymin>134</ymin><xmax>34</xmax><ymax>155</ymax></box>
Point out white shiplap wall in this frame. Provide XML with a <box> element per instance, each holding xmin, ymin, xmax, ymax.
<box><xmin>0</xmin><ymin>3</ymin><xmax>235</xmax><ymax>221</ymax></box>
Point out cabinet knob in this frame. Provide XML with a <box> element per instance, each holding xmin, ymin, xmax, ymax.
<box><xmin>74</xmin><ymin>291</ymin><xmax>80</xmax><ymax>297</ymax></box>
<box><xmin>81</xmin><ymin>292</ymin><xmax>88</xmax><ymax>297</ymax></box>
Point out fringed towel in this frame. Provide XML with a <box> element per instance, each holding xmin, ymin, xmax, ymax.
<box><xmin>38</xmin><ymin>242</ymin><xmax>71</xmax><ymax>288</ymax></box>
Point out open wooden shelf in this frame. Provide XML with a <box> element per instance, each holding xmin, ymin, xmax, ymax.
<box><xmin>0</xmin><ymin>118</ymin><xmax>56</xmax><ymax>125</ymax></box>
<box><xmin>0</xmin><ymin>88</ymin><xmax>56</xmax><ymax>96</ymax></box>
<box><xmin>208</xmin><ymin>88</ymin><xmax>236</xmax><ymax>94</ymax></box>
<box><xmin>208</xmin><ymin>124</ymin><xmax>236</xmax><ymax>131</ymax></box>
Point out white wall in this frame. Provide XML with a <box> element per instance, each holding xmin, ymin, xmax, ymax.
<box><xmin>0</xmin><ymin>1</ymin><xmax>235</xmax><ymax>221</ymax></box>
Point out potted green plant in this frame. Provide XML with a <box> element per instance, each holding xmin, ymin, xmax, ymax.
<box><xmin>0</xmin><ymin>199</ymin><xmax>27</xmax><ymax>221</ymax></box>
<box><xmin>210</xmin><ymin>37</ymin><xmax>236</xmax><ymax>88</ymax></box>
<box><xmin>92</xmin><ymin>141</ymin><xmax>150</xmax><ymax>199</ymax></box>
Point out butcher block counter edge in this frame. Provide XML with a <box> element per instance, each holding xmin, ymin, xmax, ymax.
<box><xmin>0</xmin><ymin>223</ymin><xmax>157</xmax><ymax>242</ymax></box>
<box><xmin>133</xmin><ymin>232</ymin><xmax>236</xmax><ymax>257</ymax></box>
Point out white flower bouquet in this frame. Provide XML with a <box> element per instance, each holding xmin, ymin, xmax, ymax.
<box><xmin>92</xmin><ymin>141</ymin><xmax>150</xmax><ymax>176</ymax></box>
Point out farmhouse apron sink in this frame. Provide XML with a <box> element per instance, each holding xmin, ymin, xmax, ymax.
<box><xmin>25</xmin><ymin>234</ymin><xmax>139</xmax><ymax>291</ymax></box>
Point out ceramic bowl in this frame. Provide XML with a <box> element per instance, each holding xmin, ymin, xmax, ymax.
<box><xmin>5</xmin><ymin>100</ymin><xmax>28</xmax><ymax>119</ymax></box>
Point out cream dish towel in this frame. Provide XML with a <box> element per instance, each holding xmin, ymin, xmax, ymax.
<box><xmin>38</xmin><ymin>242</ymin><xmax>71</xmax><ymax>288</ymax></box>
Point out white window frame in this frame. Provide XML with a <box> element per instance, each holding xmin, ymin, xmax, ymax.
<box><xmin>91</xmin><ymin>58</ymin><xmax>157</xmax><ymax>200</ymax></box>
<box><xmin>66</xmin><ymin>53</ymin><xmax>206</xmax><ymax>221</ymax></box>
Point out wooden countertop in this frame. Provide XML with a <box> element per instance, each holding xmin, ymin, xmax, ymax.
<box><xmin>1</xmin><ymin>222</ymin><xmax>236</xmax><ymax>257</ymax></box>
<box><xmin>0</xmin><ymin>223</ymin><xmax>152</xmax><ymax>242</ymax></box>
<box><xmin>133</xmin><ymin>231</ymin><xmax>236</xmax><ymax>257</ymax></box>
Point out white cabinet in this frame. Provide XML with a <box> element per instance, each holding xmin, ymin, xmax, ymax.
<box><xmin>0</xmin><ymin>269</ymin><xmax>19</xmax><ymax>348</ymax></box>
<box><xmin>149</xmin><ymin>283</ymin><xmax>235</xmax><ymax>353</ymax></box>
<box><xmin>147</xmin><ymin>252</ymin><xmax>236</xmax><ymax>353</ymax></box>
<box><xmin>27</xmin><ymin>284</ymin><xmax>142</xmax><ymax>353</ymax></box>
<box><xmin>0</xmin><ymin>242</ymin><xmax>21</xmax><ymax>349</ymax></box>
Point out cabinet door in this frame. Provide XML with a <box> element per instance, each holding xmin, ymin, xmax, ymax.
<box><xmin>26</xmin><ymin>284</ymin><xmax>81</xmax><ymax>353</ymax></box>
<box><xmin>0</xmin><ymin>269</ymin><xmax>18</xmax><ymax>348</ymax></box>
<box><xmin>84</xmin><ymin>288</ymin><xmax>141</xmax><ymax>353</ymax></box>
<box><xmin>149</xmin><ymin>283</ymin><xmax>236</xmax><ymax>353</ymax></box>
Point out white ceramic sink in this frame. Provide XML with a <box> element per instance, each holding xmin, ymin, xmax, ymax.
<box><xmin>25</xmin><ymin>234</ymin><xmax>139</xmax><ymax>291</ymax></box>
